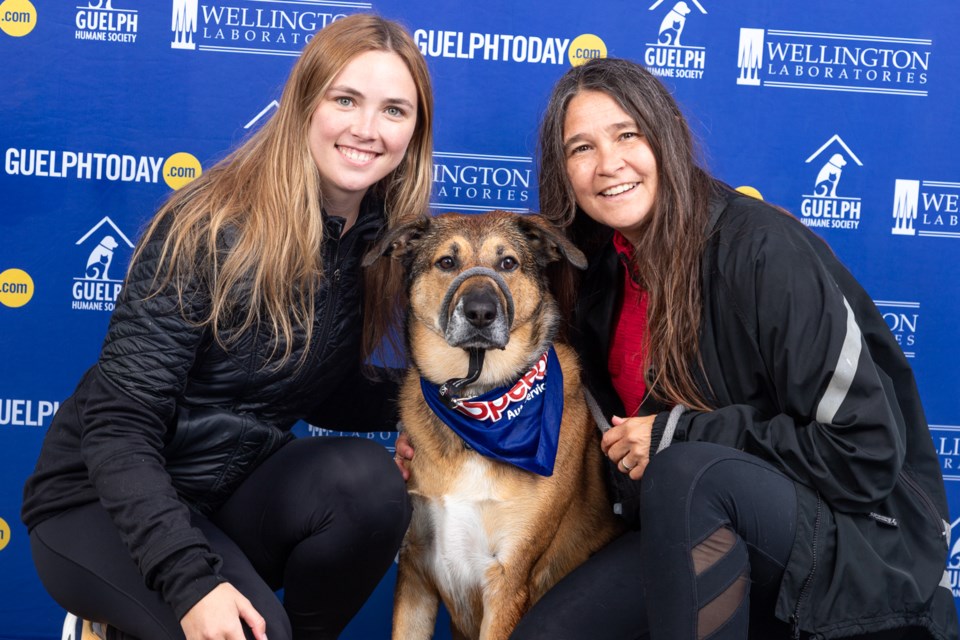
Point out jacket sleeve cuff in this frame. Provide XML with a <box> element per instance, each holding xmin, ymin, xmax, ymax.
<box><xmin>649</xmin><ymin>404</ymin><xmax>688</xmax><ymax>457</ymax></box>
<box><xmin>649</xmin><ymin>411</ymin><xmax>670</xmax><ymax>455</ymax></box>
<box><xmin>149</xmin><ymin>546</ymin><xmax>227</xmax><ymax>620</ymax></box>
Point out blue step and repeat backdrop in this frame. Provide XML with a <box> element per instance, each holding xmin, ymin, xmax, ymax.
<box><xmin>2</xmin><ymin>1</ymin><xmax>959</xmax><ymax>638</ymax></box>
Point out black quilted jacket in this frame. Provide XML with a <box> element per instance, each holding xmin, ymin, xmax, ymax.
<box><xmin>21</xmin><ymin>199</ymin><xmax>399</xmax><ymax>618</ymax></box>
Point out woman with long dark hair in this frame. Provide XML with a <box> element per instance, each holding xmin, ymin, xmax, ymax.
<box><xmin>510</xmin><ymin>57</ymin><xmax>957</xmax><ymax>640</ymax></box>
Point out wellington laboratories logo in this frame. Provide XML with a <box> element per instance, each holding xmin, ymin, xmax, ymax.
<box><xmin>932</xmin><ymin>425</ymin><xmax>960</xmax><ymax>483</ymax></box>
<box><xmin>874</xmin><ymin>300</ymin><xmax>919</xmax><ymax>358</ymax></box>
<box><xmin>431</xmin><ymin>151</ymin><xmax>532</xmax><ymax>214</ymax></box>
<box><xmin>737</xmin><ymin>28</ymin><xmax>931</xmax><ymax>96</ymax></box>
<box><xmin>799</xmin><ymin>135</ymin><xmax>862</xmax><ymax>231</ymax></box>
<box><xmin>171</xmin><ymin>0</ymin><xmax>366</xmax><ymax>56</ymax></box>
<box><xmin>891</xmin><ymin>179</ymin><xmax>960</xmax><ymax>239</ymax></box>
<box><xmin>306</xmin><ymin>425</ymin><xmax>397</xmax><ymax>453</ymax></box>
<box><xmin>72</xmin><ymin>217</ymin><xmax>134</xmax><ymax>312</ymax></box>
<box><xmin>644</xmin><ymin>0</ymin><xmax>707</xmax><ymax>80</ymax></box>
<box><xmin>75</xmin><ymin>0</ymin><xmax>138</xmax><ymax>44</ymax></box>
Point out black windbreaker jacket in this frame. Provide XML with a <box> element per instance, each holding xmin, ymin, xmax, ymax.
<box><xmin>575</xmin><ymin>184</ymin><xmax>958</xmax><ymax>639</ymax></box>
<box><xmin>22</xmin><ymin>199</ymin><xmax>398</xmax><ymax>619</ymax></box>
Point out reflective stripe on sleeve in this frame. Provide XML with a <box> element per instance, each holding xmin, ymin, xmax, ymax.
<box><xmin>816</xmin><ymin>297</ymin><xmax>862</xmax><ymax>425</ymax></box>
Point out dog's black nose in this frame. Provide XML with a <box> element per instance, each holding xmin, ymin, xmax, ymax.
<box><xmin>463</xmin><ymin>290</ymin><xmax>499</xmax><ymax>328</ymax></box>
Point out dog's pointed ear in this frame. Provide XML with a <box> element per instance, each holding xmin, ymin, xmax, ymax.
<box><xmin>362</xmin><ymin>215</ymin><xmax>432</xmax><ymax>268</ymax></box>
<box><xmin>516</xmin><ymin>213</ymin><xmax>587</xmax><ymax>270</ymax></box>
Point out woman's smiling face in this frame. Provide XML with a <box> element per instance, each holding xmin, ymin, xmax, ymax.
<box><xmin>308</xmin><ymin>50</ymin><xmax>418</xmax><ymax>218</ymax></box>
<box><xmin>563</xmin><ymin>90</ymin><xmax>658</xmax><ymax>243</ymax></box>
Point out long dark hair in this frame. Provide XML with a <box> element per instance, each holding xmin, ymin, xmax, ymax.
<box><xmin>538</xmin><ymin>57</ymin><xmax>714</xmax><ymax>410</ymax></box>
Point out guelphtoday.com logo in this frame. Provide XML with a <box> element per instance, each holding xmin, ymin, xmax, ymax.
<box><xmin>0</xmin><ymin>399</ymin><xmax>60</xmax><ymax>427</ymax></box>
<box><xmin>0</xmin><ymin>0</ymin><xmax>37</xmax><ymax>37</ymax></box>
<box><xmin>413</xmin><ymin>27</ymin><xmax>605</xmax><ymax>67</ymax></box>
<box><xmin>0</xmin><ymin>517</ymin><xmax>9</xmax><ymax>552</ymax></box>
<box><xmin>0</xmin><ymin>268</ymin><xmax>34</xmax><ymax>308</ymax></box>
<box><xmin>4</xmin><ymin>149</ymin><xmax>202</xmax><ymax>190</ymax></box>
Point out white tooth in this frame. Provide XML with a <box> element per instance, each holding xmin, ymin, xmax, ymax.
<box><xmin>340</xmin><ymin>147</ymin><xmax>374</xmax><ymax>162</ymax></box>
<box><xmin>601</xmin><ymin>183</ymin><xmax>636</xmax><ymax>196</ymax></box>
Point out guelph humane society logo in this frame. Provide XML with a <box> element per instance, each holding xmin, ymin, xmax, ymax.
<box><xmin>644</xmin><ymin>0</ymin><xmax>707</xmax><ymax>80</ymax></box>
<box><xmin>72</xmin><ymin>217</ymin><xmax>134</xmax><ymax>312</ymax></box>
<box><xmin>75</xmin><ymin>0</ymin><xmax>138</xmax><ymax>44</ymax></box>
<box><xmin>946</xmin><ymin>513</ymin><xmax>960</xmax><ymax>597</ymax></box>
<box><xmin>799</xmin><ymin>135</ymin><xmax>862</xmax><ymax>231</ymax></box>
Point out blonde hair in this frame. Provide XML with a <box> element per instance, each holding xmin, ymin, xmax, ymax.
<box><xmin>133</xmin><ymin>14</ymin><xmax>433</xmax><ymax>365</ymax></box>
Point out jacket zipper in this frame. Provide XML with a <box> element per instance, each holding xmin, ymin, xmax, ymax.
<box><xmin>790</xmin><ymin>476</ymin><xmax>944</xmax><ymax>640</ymax></box>
<box><xmin>316</xmin><ymin>231</ymin><xmax>343</xmax><ymax>353</ymax></box>
<box><xmin>312</xmin><ymin>208</ymin><xmax>382</xmax><ymax>363</ymax></box>
<box><xmin>793</xmin><ymin>491</ymin><xmax>822</xmax><ymax>640</ymax></box>
<box><xmin>901</xmin><ymin>470</ymin><xmax>948</xmax><ymax>539</ymax></box>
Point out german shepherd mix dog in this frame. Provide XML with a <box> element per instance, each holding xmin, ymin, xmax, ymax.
<box><xmin>363</xmin><ymin>211</ymin><xmax>623</xmax><ymax>640</ymax></box>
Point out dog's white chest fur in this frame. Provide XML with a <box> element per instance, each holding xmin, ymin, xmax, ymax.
<box><xmin>417</xmin><ymin>457</ymin><xmax>515</xmax><ymax>608</ymax></box>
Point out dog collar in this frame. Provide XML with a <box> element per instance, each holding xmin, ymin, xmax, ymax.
<box><xmin>420</xmin><ymin>347</ymin><xmax>564</xmax><ymax>477</ymax></box>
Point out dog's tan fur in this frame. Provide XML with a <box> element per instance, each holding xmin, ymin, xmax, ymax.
<box><xmin>365</xmin><ymin>211</ymin><xmax>624</xmax><ymax>640</ymax></box>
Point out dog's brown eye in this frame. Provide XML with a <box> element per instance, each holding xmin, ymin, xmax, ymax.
<box><xmin>436</xmin><ymin>256</ymin><xmax>456</xmax><ymax>271</ymax></box>
<box><xmin>499</xmin><ymin>257</ymin><xmax>519</xmax><ymax>271</ymax></box>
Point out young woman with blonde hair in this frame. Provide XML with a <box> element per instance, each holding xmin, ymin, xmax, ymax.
<box><xmin>23</xmin><ymin>14</ymin><xmax>433</xmax><ymax>640</ymax></box>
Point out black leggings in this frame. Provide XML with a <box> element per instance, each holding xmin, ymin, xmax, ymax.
<box><xmin>30</xmin><ymin>437</ymin><xmax>411</xmax><ymax>640</ymax></box>
<box><xmin>511</xmin><ymin>442</ymin><xmax>798</xmax><ymax>640</ymax></box>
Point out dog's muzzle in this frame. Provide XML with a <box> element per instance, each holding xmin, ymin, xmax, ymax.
<box><xmin>438</xmin><ymin>267</ymin><xmax>514</xmax><ymax>350</ymax></box>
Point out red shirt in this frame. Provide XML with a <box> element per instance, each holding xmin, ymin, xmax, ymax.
<box><xmin>608</xmin><ymin>232</ymin><xmax>649</xmax><ymax>416</ymax></box>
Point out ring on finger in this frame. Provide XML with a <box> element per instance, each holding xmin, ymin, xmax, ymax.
<box><xmin>619</xmin><ymin>457</ymin><xmax>635</xmax><ymax>472</ymax></box>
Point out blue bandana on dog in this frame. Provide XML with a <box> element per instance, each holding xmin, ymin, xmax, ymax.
<box><xmin>420</xmin><ymin>347</ymin><xmax>564</xmax><ymax>477</ymax></box>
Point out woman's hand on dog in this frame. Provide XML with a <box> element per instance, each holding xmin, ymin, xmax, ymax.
<box><xmin>601</xmin><ymin>415</ymin><xmax>655</xmax><ymax>480</ymax></box>
<box><xmin>394</xmin><ymin>432</ymin><xmax>415</xmax><ymax>481</ymax></box>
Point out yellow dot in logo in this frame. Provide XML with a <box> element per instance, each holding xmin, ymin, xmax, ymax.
<box><xmin>568</xmin><ymin>34</ymin><xmax>607</xmax><ymax>67</ymax></box>
<box><xmin>0</xmin><ymin>268</ymin><xmax>34</xmax><ymax>308</ymax></box>
<box><xmin>0</xmin><ymin>0</ymin><xmax>37</xmax><ymax>37</ymax></box>
<box><xmin>162</xmin><ymin>152</ymin><xmax>203</xmax><ymax>190</ymax></box>
<box><xmin>0</xmin><ymin>517</ymin><xmax>10</xmax><ymax>551</ymax></box>
<box><xmin>735</xmin><ymin>185</ymin><xmax>764</xmax><ymax>200</ymax></box>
